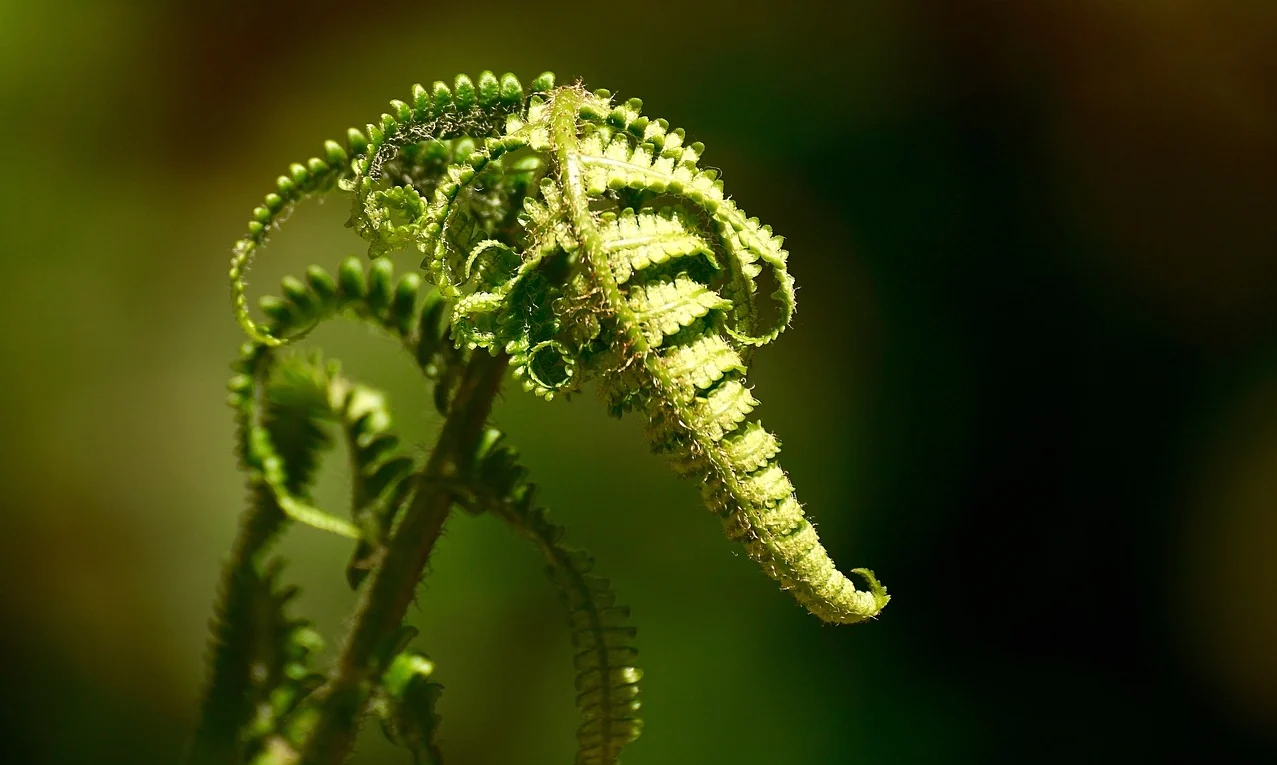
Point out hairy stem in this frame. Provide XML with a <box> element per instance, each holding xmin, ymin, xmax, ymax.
<box><xmin>297</xmin><ymin>350</ymin><xmax>509</xmax><ymax>765</ymax></box>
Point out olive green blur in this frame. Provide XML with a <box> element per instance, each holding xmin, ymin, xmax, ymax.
<box><xmin>2</xmin><ymin>1</ymin><xmax>1276</xmax><ymax>763</ymax></box>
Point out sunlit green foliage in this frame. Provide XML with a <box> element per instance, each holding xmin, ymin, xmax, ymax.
<box><xmin>197</xmin><ymin>70</ymin><xmax>886</xmax><ymax>765</ymax></box>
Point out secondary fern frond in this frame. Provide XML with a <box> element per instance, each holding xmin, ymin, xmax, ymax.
<box><xmin>229</xmin><ymin>255</ymin><xmax>455</xmax><ymax>543</ymax></box>
<box><xmin>190</xmin><ymin>551</ymin><xmax>326</xmax><ymax>765</ymax></box>
<box><xmin>372</xmin><ymin>649</ymin><xmax>445</xmax><ymax>765</ymax></box>
<box><xmin>468</xmin><ymin>430</ymin><xmax>643</xmax><ymax>765</ymax></box>
<box><xmin>192</xmin><ymin>349</ymin><xmax>342</xmax><ymax>765</ymax></box>
<box><xmin>199</xmin><ymin>255</ymin><xmax>467</xmax><ymax>764</ymax></box>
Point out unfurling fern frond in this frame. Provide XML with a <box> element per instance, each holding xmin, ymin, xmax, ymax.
<box><xmin>206</xmin><ymin>68</ymin><xmax>889</xmax><ymax>765</ymax></box>
<box><xmin>539</xmin><ymin>91</ymin><xmax>889</xmax><ymax>624</ymax></box>
<box><xmin>190</xmin><ymin>550</ymin><xmax>326</xmax><ymax>765</ymax></box>
<box><xmin>228</xmin><ymin>71</ymin><xmax>887</xmax><ymax>624</ymax></box>
<box><xmin>469</xmin><ymin>431</ymin><xmax>642</xmax><ymax>765</ymax></box>
<box><xmin>230</xmin><ymin>255</ymin><xmax>453</xmax><ymax>543</ymax></box>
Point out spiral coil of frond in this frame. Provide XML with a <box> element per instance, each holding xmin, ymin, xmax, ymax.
<box><xmin>227</xmin><ymin>255</ymin><xmax>456</xmax><ymax>542</ymax></box>
<box><xmin>229</xmin><ymin>71</ymin><xmax>887</xmax><ymax>623</ymax></box>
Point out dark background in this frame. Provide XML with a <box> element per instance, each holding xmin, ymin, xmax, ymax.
<box><xmin>3</xmin><ymin>1</ymin><xmax>1276</xmax><ymax>762</ymax></box>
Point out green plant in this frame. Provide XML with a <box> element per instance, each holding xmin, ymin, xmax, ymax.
<box><xmin>193</xmin><ymin>70</ymin><xmax>889</xmax><ymax>765</ymax></box>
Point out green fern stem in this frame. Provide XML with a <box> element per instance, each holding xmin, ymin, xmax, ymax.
<box><xmin>296</xmin><ymin>350</ymin><xmax>508</xmax><ymax>764</ymax></box>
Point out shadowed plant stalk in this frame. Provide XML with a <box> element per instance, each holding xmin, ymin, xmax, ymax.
<box><xmin>190</xmin><ymin>69</ymin><xmax>887</xmax><ymax>765</ymax></box>
<box><xmin>294</xmin><ymin>350</ymin><xmax>508</xmax><ymax>764</ymax></box>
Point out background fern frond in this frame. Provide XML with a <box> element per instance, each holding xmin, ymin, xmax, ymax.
<box><xmin>196</xmin><ymin>253</ymin><xmax>468</xmax><ymax>762</ymax></box>
<box><xmin>192</xmin><ymin>349</ymin><xmax>337</xmax><ymax>764</ymax></box>
<box><xmin>372</xmin><ymin>650</ymin><xmax>445</xmax><ymax>765</ymax></box>
<box><xmin>468</xmin><ymin>432</ymin><xmax>643</xmax><ymax>765</ymax></box>
<box><xmin>334</xmin><ymin>378</ymin><xmax>417</xmax><ymax>589</ymax></box>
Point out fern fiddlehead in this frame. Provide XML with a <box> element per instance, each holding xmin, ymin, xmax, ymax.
<box><xmin>204</xmin><ymin>68</ymin><xmax>888</xmax><ymax>765</ymax></box>
<box><xmin>231</xmin><ymin>72</ymin><xmax>887</xmax><ymax>624</ymax></box>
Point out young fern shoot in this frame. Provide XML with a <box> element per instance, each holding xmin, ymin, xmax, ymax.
<box><xmin>199</xmin><ymin>69</ymin><xmax>887</xmax><ymax>765</ymax></box>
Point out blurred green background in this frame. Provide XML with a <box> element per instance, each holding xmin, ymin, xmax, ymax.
<box><xmin>3</xmin><ymin>0</ymin><xmax>1277</xmax><ymax>762</ymax></box>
